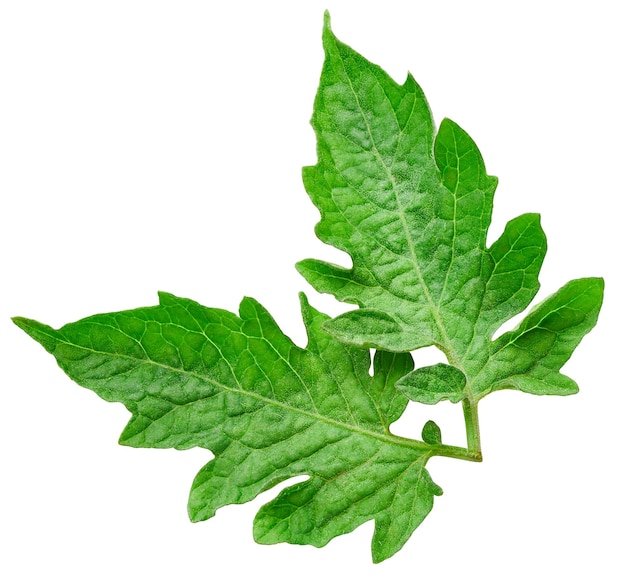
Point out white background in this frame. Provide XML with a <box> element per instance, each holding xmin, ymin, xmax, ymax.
<box><xmin>1</xmin><ymin>1</ymin><xmax>624</xmax><ymax>582</ymax></box>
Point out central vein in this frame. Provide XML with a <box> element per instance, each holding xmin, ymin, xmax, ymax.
<box><xmin>337</xmin><ymin>53</ymin><xmax>463</xmax><ymax>370</ymax></box>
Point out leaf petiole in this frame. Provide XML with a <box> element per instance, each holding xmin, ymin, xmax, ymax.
<box><xmin>428</xmin><ymin>441</ymin><xmax>482</xmax><ymax>463</ymax></box>
<box><xmin>462</xmin><ymin>398</ymin><xmax>482</xmax><ymax>456</ymax></box>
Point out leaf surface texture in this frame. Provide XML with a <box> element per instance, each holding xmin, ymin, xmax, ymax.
<box><xmin>12</xmin><ymin>12</ymin><xmax>604</xmax><ymax>563</ymax></box>
<box><xmin>297</xmin><ymin>14</ymin><xmax>603</xmax><ymax>403</ymax></box>
<box><xmin>14</xmin><ymin>293</ymin><xmax>439</xmax><ymax>562</ymax></box>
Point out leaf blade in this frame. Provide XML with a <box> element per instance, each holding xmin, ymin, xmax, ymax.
<box><xmin>14</xmin><ymin>292</ymin><xmax>435</xmax><ymax>561</ymax></box>
<box><xmin>397</xmin><ymin>363</ymin><xmax>467</xmax><ymax>405</ymax></box>
<box><xmin>480</xmin><ymin>277</ymin><xmax>605</xmax><ymax>396</ymax></box>
<box><xmin>299</xmin><ymin>15</ymin><xmax>603</xmax><ymax>406</ymax></box>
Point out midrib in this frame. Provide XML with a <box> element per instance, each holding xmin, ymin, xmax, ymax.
<box><xmin>45</xmin><ymin>328</ymin><xmax>431</xmax><ymax>456</ymax></box>
<box><xmin>337</xmin><ymin>55</ymin><xmax>463</xmax><ymax>370</ymax></box>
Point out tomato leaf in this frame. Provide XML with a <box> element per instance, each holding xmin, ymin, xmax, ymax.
<box><xmin>397</xmin><ymin>363</ymin><xmax>467</xmax><ymax>405</ymax></box>
<box><xmin>13</xmin><ymin>292</ymin><xmax>453</xmax><ymax>563</ymax></box>
<box><xmin>421</xmin><ymin>421</ymin><xmax>442</xmax><ymax>445</ymax></box>
<box><xmin>12</xmin><ymin>11</ymin><xmax>603</xmax><ymax>563</ymax></box>
<box><xmin>297</xmin><ymin>13</ymin><xmax>603</xmax><ymax>405</ymax></box>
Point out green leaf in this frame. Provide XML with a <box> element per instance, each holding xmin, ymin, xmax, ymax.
<box><xmin>421</xmin><ymin>421</ymin><xmax>442</xmax><ymax>445</ymax></box>
<box><xmin>476</xmin><ymin>278</ymin><xmax>605</xmax><ymax>397</ymax></box>
<box><xmin>12</xmin><ymin>11</ymin><xmax>604</xmax><ymax>565</ymax></box>
<box><xmin>397</xmin><ymin>363</ymin><xmax>467</xmax><ymax>405</ymax></box>
<box><xmin>13</xmin><ymin>292</ymin><xmax>448</xmax><ymax>563</ymax></box>
<box><xmin>297</xmin><ymin>14</ymin><xmax>603</xmax><ymax>404</ymax></box>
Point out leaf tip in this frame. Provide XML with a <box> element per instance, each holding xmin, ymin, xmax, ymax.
<box><xmin>568</xmin><ymin>277</ymin><xmax>605</xmax><ymax>311</ymax></box>
<box><xmin>403</xmin><ymin>71</ymin><xmax>419</xmax><ymax>92</ymax></box>
<box><xmin>294</xmin><ymin>258</ymin><xmax>308</xmax><ymax>277</ymax></box>
<box><xmin>592</xmin><ymin>276</ymin><xmax>605</xmax><ymax>294</ymax></box>
<box><xmin>438</xmin><ymin>116</ymin><xmax>457</xmax><ymax>131</ymax></box>
<box><xmin>371</xmin><ymin>551</ymin><xmax>386</xmax><ymax>565</ymax></box>
<box><xmin>321</xmin><ymin>10</ymin><xmax>337</xmax><ymax>47</ymax></box>
<box><xmin>571</xmin><ymin>276</ymin><xmax>604</xmax><ymax>301</ymax></box>
<box><xmin>157</xmin><ymin>291</ymin><xmax>175</xmax><ymax>305</ymax></box>
<box><xmin>12</xmin><ymin>316</ymin><xmax>58</xmax><ymax>352</ymax></box>
<box><xmin>11</xmin><ymin>315</ymin><xmax>28</xmax><ymax>330</ymax></box>
<box><xmin>238</xmin><ymin>296</ymin><xmax>265</xmax><ymax>320</ymax></box>
<box><xmin>323</xmin><ymin>9</ymin><xmax>331</xmax><ymax>32</ymax></box>
<box><xmin>297</xmin><ymin>289</ymin><xmax>309</xmax><ymax>303</ymax></box>
<box><xmin>187</xmin><ymin>500</ymin><xmax>215</xmax><ymax>524</ymax></box>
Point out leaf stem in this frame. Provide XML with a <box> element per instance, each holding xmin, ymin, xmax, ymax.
<box><xmin>462</xmin><ymin>398</ymin><xmax>482</xmax><ymax>456</ymax></box>
<box><xmin>430</xmin><ymin>442</ymin><xmax>482</xmax><ymax>463</ymax></box>
<box><xmin>423</xmin><ymin>400</ymin><xmax>482</xmax><ymax>463</ymax></box>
